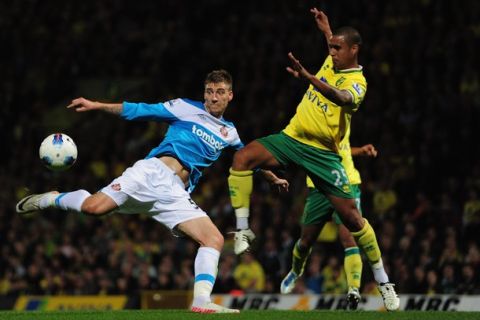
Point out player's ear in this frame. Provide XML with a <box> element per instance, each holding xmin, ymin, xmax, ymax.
<box><xmin>228</xmin><ymin>90</ymin><xmax>233</xmax><ymax>102</ymax></box>
<box><xmin>351</xmin><ymin>44</ymin><xmax>359</xmax><ymax>55</ymax></box>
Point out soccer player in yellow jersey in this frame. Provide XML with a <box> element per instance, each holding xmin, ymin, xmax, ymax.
<box><xmin>228</xmin><ymin>8</ymin><xmax>400</xmax><ymax>311</ymax></box>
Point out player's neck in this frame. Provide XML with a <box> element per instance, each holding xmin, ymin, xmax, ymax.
<box><xmin>339</xmin><ymin>61</ymin><xmax>359</xmax><ymax>70</ymax></box>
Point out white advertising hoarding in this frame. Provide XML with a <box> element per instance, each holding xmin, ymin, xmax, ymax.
<box><xmin>212</xmin><ymin>294</ymin><xmax>480</xmax><ymax>311</ymax></box>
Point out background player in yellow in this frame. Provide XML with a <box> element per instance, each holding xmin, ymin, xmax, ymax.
<box><xmin>281</xmin><ymin>139</ymin><xmax>389</xmax><ymax>311</ymax></box>
<box><xmin>228</xmin><ymin>8</ymin><xmax>399</xmax><ymax>311</ymax></box>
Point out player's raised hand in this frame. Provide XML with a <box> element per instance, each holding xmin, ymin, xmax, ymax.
<box><xmin>310</xmin><ymin>8</ymin><xmax>331</xmax><ymax>35</ymax></box>
<box><xmin>67</xmin><ymin>97</ymin><xmax>98</xmax><ymax>112</ymax></box>
<box><xmin>286</xmin><ymin>52</ymin><xmax>311</xmax><ymax>80</ymax></box>
<box><xmin>360</xmin><ymin>144</ymin><xmax>378</xmax><ymax>157</ymax></box>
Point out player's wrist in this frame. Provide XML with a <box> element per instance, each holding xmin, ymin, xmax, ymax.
<box><xmin>92</xmin><ymin>101</ymin><xmax>103</xmax><ymax>109</ymax></box>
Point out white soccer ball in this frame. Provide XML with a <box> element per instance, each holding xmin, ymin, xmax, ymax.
<box><xmin>39</xmin><ymin>133</ymin><xmax>78</xmax><ymax>171</ymax></box>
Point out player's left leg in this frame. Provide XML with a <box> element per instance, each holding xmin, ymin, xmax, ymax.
<box><xmin>338</xmin><ymin>224</ymin><xmax>362</xmax><ymax>310</ymax></box>
<box><xmin>330</xmin><ymin>196</ymin><xmax>399</xmax><ymax>311</ymax></box>
<box><xmin>16</xmin><ymin>189</ymin><xmax>116</xmax><ymax>215</ymax></box>
<box><xmin>306</xmin><ymin>153</ymin><xmax>399</xmax><ymax>311</ymax></box>
<box><xmin>177</xmin><ymin>217</ymin><xmax>239</xmax><ymax>313</ymax></box>
<box><xmin>16</xmin><ymin>158</ymin><xmax>161</xmax><ymax>216</ymax></box>
<box><xmin>16</xmin><ymin>191</ymin><xmax>60</xmax><ymax>214</ymax></box>
<box><xmin>335</xmin><ymin>184</ymin><xmax>363</xmax><ymax>310</ymax></box>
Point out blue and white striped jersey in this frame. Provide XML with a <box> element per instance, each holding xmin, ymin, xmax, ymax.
<box><xmin>121</xmin><ymin>98</ymin><xmax>244</xmax><ymax>192</ymax></box>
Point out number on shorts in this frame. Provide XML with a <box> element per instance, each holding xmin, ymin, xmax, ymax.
<box><xmin>188</xmin><ymin>198</ymin><xmax>199</xmax><ymax>210</ymax></box>
<box><xmin>331</xmin><ymin>169</ymin><xmax>348</xmax><ymax>187</ymax></box>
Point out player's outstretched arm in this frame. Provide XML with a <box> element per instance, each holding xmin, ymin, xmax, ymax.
<box><xmin>311</xmin><ymin>8</ymin><xmax>333</xmax><ymax>44</ymax></box>
<box><xmin>351</xmin><ymin>144</ymin><xmax>378</xmax><ymax>157</ymax></box>
<box><xmin>260</xmin><ymin>170</ymin><xmax>289</xmax><ymax>193</ymax></box>
<box><xmin>67</xmin><ymin>97</ymin><xmax>123</xmax><ymax>115</ymax></box>
<box><xmin>286</xmin><ymin>52</ymin><xmax>353</xmax><ymax>107</ymax></box>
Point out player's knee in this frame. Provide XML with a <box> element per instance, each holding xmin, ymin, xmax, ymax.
<box><xmin>341</xmin><ymin>209</ymin><xmax>364</xmax><ymax>232</ymax></box>
<box><xmin>201</xmin><ymin>231</ymin><xmax>224</xmax><ymax>251</ymax></box>
<box><xmin>340</xmin><ymin>232</ymin><xmax>357</xmax><ymax>248</ymax></box>
<box><xmin>338</xmin><ymin>225</ymin><xmax>357</xmax><ymax>247</ymax></box>
<box><xmin>81</xmin><ymin>199</ymin><xmax>108</xmax><ymax>216</ymax></box>
<box><xmin>299</xmin><ymin>234</ymin><xmax>316</xmax><ymax>248</ymax></box>
<box><xmin>232</xmin><ymin>149</ymin><xmax>252</xmax><ymax>171</ymax></box>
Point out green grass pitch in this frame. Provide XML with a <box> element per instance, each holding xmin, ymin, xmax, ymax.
<box><xmin>0</xmin><ymin>310</ymin><xmax>479</xmax><ymax>320</ymax></box>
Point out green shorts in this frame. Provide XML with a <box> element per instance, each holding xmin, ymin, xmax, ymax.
<box><xmin>301</xmin><ymin>184</ymin><xmax>362</xmax><ymax>225</ymax></box>
<box><xmin>257</xmin><ymin>132</ymin><xmax>353</xmax><ymax>198</ymax></box>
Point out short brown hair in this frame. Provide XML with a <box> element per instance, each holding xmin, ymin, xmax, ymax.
<box><xmin>205</xmin><ymin>69</ymin><xmax>233</xmax><ymax>90</ymax></box>
<box><xmin>333</xmin><ymin>26</ymin><xmax>362</xmax><ymax>47</ymax></box>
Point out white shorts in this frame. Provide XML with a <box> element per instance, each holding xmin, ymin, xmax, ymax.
<box><xmin>100</xmin><ymin>157</ymin><xmax>206</xmax><ymax>230</ymax></box>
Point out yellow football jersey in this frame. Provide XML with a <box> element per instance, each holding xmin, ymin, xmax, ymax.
<box><xmin>306</xmin><ymin>124</ymin><xmax>361</xmax><ymax>188</ymax></box>
<box><xmin>283</xmin><ymin>55</ymin><xmax>367</xmax><ymax>153</ymax></box>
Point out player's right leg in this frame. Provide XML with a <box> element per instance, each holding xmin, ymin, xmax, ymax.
<box><xmin>177</xmin><ymin>217</ymin><xmax>239</xmax><ymax>314</ymax></box>
<box><xmin>228</xmin><ymin>139</ymin><xmax>283</xmax><ymax>255</ymax></box>
<box><xmin>281</xmin><ymin>187</ymin><xmax>330</xmax><ymax>294</ymax></box>
<box><xmin>281</xmin><ymin>225</ymin><xmax>321</xmax><ymax>294</ymax></box>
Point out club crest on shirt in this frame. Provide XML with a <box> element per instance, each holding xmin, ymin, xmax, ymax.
<box><xmin>111</xmin><ymin>183</ymin><xmax>121</xmax><ymax>191</ymax></box>
<box><xmin>220</xmin><ymin>126</ymin><xmax>228</xmax><ymax>137</ymax></box>
<box><xmin>336</xmin><ymin>77</ymin><xmax>346</xmax><ymax>87</ymax></box>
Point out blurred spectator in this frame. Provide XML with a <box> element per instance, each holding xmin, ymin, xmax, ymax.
<box><xmin>372</xmin><ymin>178</ymin><xmax>397</xmax><ymax>218</ymax></box>
<box><xmin>425</xmin><ymin>270</ymin><xmax>440</xmax><ymax>295</ymax></box>
<box><xmin>213</xmin><ymin>254</ymin><xmax>237</xmax><ymax>294</ymax></box>
<box><xmin>321</xmin><ymin>256</ymin><xmax>347</xmax><ymax>294</ymax></box>
<box><xmin>233</xmin><ymin>252</ymin><xmax>265</xmax><ymax>293</ymax></box>
<box><xmin>440</xmin><ymin>264</ymin><xmax>457</xmax><ymax>294</ymax></box>
<box><xmin>463</xmin><ymin>189</ymin><xmax>480</xmax><ymax>242</ymax></box>
<box><xmin>456</xmin><ymin>265</ymin><xmax>479</xmax><ymax>295</ymax></box>
<box><xmin>304</xmin><ymin>252</ymin><xmax>324</xmax><ymax>294</ymax></box>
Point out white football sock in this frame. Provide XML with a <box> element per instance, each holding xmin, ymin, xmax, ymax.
<box><xmin>371</xmin><ymin>258</ymin><xmax>389</xmax><ymax>284</ymax></box>
<box><xmin>53</xmin><ymin>190</ymin><xmax>91</xmax><ymax>212</ymax></box>
<box><xmin>236</xmin><ymin>217</ymin><xmax>249</xmax><ymax>230</ymax></box>
<box><xmin>235</xmin><ymin>208</ymin><xmax>250</xmax><ymax>230</ymax></box>
<box><xmin>192</xmin><ymin>247</ymin><xmax>220</xmax><ymax>307</ymax></box>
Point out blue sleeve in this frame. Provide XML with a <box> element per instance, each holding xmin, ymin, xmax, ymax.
<box><xmin>121</xmin><ymin>102</ymin><xmax>177</xmax><ymax>122</ymax></box>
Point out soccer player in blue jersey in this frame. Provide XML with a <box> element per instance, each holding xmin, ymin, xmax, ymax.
<box><xmin>16</xmin><ymin>70</ymin><xmax>287</xmax><ymax>313</ymax></box>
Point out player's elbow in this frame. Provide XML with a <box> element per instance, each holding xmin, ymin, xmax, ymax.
<box><xmin>332</xmin><ymin>89</ymin><xmax>354</xmax><ymax>107</ymax></box>
<box><xmin>336</xmin><ymin>95</ymin><xmax>353</xmax><ymax>107</ymax></box>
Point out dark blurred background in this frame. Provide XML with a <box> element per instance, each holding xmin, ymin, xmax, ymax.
<box><xmin>1</xmin><ymin>0</ymin><xmax>479</xmax><ymax>304</ymax></box>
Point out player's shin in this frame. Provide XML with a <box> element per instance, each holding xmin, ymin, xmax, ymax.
<box><xmin>228</xmin><ymin>168</ymin><xmax>253</xmax><ymax>229</ymax></box>
<box><xmin>292</xmin><ymin>240</ymin><xmax>313</xmax><ymax>276</ymax></box>
<box><xmin>54</xmin><ymin>190</ymin><xmax>91</xmax><ymax>212</ymax></box>
<box><xmin>191</xmin><ymin>247</ymin><xmax>220</xmax><ymax>308</ymax></box>
<box><xmin>344</xmin><ymin>247</ymin><xmax>362</xmax><ymax>289</ymax></box>
<box><xmin>351</xmin><ymin>219</ymin><xmax>381</xmax><ymax>265</ymax></box>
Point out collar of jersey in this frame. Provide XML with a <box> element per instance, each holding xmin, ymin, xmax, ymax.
<box><xmin>334</xmin><ymin>64</ymin><xmax>363</xmax><ymax>74</ymax></box>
